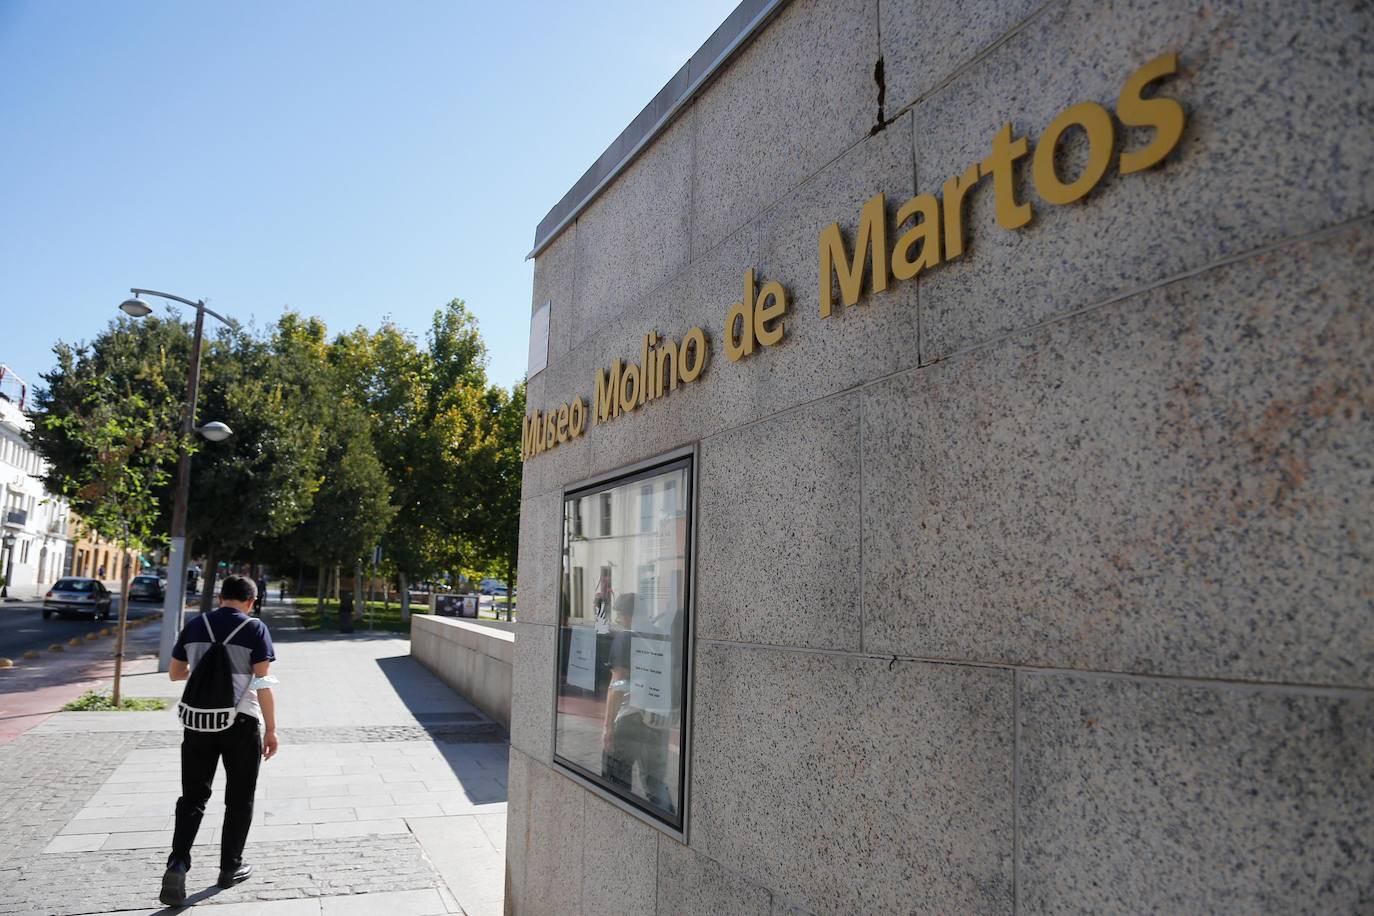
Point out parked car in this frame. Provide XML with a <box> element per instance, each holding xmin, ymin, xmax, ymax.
<box><xmin>128</xmin><ymin>574</ymin><xmax>165</xmax><ymax>602</ymax></box>
<box><xmin>480</xmin><ymin>579</ymin><xmax>508</xmax><ymax>596</ymax></box>
<box><xmin>43</xmin><ymin>577</ymin><xmax>113</xmax><ymax>620</ymax></box>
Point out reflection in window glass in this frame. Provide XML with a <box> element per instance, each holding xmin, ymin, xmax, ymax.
<box><xmin>555</xmin><ymin>458</ymin><xmax>691</xmax><ymax>828</ymax></box>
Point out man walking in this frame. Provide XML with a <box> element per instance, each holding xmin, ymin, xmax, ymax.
<box><xmin>160</xmin><ymin>575</ymin><xmax>278</xmax><ymax>906</ymax></box>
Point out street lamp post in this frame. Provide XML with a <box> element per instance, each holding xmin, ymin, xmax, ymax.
<box><xmin>118</xmin><ymin>288</ymin><xmax>233</xmax><ymax>671</ymax></box>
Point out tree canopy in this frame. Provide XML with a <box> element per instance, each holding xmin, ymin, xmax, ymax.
<box><xmin>27</xmin><ymin>299</ymin><xmax>524</xmax><ymax>611</ymax></box>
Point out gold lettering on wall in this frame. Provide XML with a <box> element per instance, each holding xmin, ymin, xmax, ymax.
<box><xmin>583</xmin><ymin>327</ymin><xmax>710</xmax><ymax>433</ymax></box>
<box><xmin>819</xmin><ymin>192</ymin><xmax>888</xmax><ymax>318</ymax></box>
<box><xmin>817</xmin><ymin>54</ymin><xmax>1186</xmax><ymax>317</ymax></box>
<box><xmin>525</xmin><ymin>54</ymin><xmax>1187</xmax><ymax>461</ymax></box>
<box><xmin>522</xmin><ymin>396</ymin><xmax>587</xmax><ymax>460</ymax></box>
<box><xmin>726</xmin><ymin>268</ymin><xmax>789</xmax><ymax>361</ymax></box>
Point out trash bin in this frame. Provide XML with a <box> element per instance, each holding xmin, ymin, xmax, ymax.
<box><xmin>339</xmin><ymin>591</ymin><xmax>354</xmax><ymax>633</ymax></box>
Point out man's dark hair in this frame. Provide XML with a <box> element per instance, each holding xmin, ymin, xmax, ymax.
<box><xmin>220</xmin><ymin>575</ymin><xmax>257</xmax><ymax>603</ymax></box>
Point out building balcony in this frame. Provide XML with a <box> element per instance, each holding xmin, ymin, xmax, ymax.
<box><xmin>3</xmin><ymin>508</ymin><xmax>28</xmax><ymax>528</ymax></box>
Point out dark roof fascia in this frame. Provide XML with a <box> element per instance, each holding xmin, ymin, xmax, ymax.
<box><xmin>527</xmin><ymin>0</ymin><xmax>791</xmax><ymax>260</ymax></box>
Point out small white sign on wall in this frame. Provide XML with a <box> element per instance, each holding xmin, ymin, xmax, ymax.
<box><xmin>528</xmin><ymin>300</ymin><xmax>550</xmax><ymax>377</ymax></box>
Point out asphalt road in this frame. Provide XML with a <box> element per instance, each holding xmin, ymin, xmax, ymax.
<box><xmin>0</xmin><ymin>598</ymin><xmax>161</xmax><ymax>660</ymax></box>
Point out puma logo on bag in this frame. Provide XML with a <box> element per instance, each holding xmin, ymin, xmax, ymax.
<box><xmin>177</xmin><ymin>615</ymin><xmax>253</xmax><ymax>733</ymax></box>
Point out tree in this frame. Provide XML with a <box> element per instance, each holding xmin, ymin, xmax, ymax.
<box><xmin>31</xmin><ymin>313</ymin><xmax>326</xmax><ymax>610</ymax></box>
<box><xmin>290</xmin><ymin>402</ymin><xmax>394</xmax><ymax>619</ymax></box>
<box><xmin>421</xmin><ymin>300</ymin><xmax>496</xmax><ymax>595</ymax></box>
<box><xmin>30</xmin><ymin>349</ymin><xmax>176</xmax><ymax>705</ymax></box>
<box><xmin>30</xmin><ymin>315</ymin><xmax>190</xmax><ymax>499</ymax></box>
<box><xmin>328</xmin><ymin>321</ymin><xmax>434</xmax><ymax>617</ymax></box>
<box><xmin>471</xmin><ymin>380</ymin><xmax>525</xmax><ymax>619</ymax></box>
<box><xmin>184</xmin><ymin>323</ymin><xmax>322</xmax><ymax>605</ymax></box>
<box><xmin>330</xmin><ymin>300</ymin><xmax>494</xmax><ymax>619</ymax></box>
<box><xmin>28</xmin><ymin>296</ymin><xmax>522</xmax><ymax>639</ymax></box>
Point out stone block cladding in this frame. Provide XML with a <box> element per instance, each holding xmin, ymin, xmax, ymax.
<box><xmin>511</xmin><ymin>0</ymin><xmax>1374</xmax><ymax>912</ymax></box>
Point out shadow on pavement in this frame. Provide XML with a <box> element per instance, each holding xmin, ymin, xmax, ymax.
<box><xmin>150</xmin><ymin>882</ymin><xmax>227</xmax><ymax>913</ymax></box>
<box><xmin>373</xmin><ymin>654</ymin><xmax>509</xmax><ymax>805</ymax></box>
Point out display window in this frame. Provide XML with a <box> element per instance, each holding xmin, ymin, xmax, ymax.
<box><xmin>553</xmin><ymin>455</ymin><xmax>693</xmax><ymax>831</ymax></box>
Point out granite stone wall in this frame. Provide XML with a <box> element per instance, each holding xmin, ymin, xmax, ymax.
<box><xmin>510</xmin><ymin>0</ymin><xmax>1374</xmax><ymax>912</ymax></box>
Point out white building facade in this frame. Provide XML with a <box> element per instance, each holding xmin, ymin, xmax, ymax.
<box><xmin>0</xmin><ymin>368</ymin><xmax>70</xmax><ymax>598</ymax></box>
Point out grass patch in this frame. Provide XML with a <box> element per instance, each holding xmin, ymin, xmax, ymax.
<box><xmin>292</xmin><ymin>597</ymin><xmax>412</xmax><ymax>633</ymax></box>
<box><xmin>292</xmin><ymin>596</ymin><xmax>516</xmax><ymax>632</ymax></box>
<box><xmin>63</xmin><ymin>690</ymin><xmax>167</xmax><ymax>712</ymax></box>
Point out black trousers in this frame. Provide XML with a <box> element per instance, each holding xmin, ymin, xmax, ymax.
<box><xmin>168</xmin><ymin>713</ymin><xmax>262</xmax><ymax>872</ymax></box>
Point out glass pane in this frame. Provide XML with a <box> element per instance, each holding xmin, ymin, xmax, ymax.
<box><xmin>555</xmin><ymin>460</ymin><xmax>691</xmax><ymax>827</ymax></box>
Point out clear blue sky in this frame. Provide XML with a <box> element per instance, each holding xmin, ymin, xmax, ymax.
<box><xmin>0</xmin><ymin>0</ymin><xmax>738</xmax><ymax>395</ymax></box>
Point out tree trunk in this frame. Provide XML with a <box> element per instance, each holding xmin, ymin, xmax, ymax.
<box><xmin>315</xmin><ymin>561</ymin><xmax>326</xmax><ymax>615</ymax></box>
<box><xmin>353</xmin><ymin>559</ymin><xmax>365</xmax><ymax>629</ymax></box>
<box><xmin>201</xmin><ymin>543</ymin><xmax>220</xmax><ymax>614</ymax></box>
<box><xmin>399</xmin><ymin>571</ymin><xmax>410</xmax><ymax>623</ymax></box>
<box><xmin>112</xmin><ymin>547</ymin><xmax>133</xmax><ymax>708</ymax></box>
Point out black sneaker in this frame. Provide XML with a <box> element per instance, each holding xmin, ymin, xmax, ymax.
<box><xmin>217</xmin><ymin>863</ymin><xmax>253</xmax><ymax>888</ymax></box>
<box><xmin>159</xmin><ymin>863</ymin><xmax>187</xmax><ymax>906</ymax></box>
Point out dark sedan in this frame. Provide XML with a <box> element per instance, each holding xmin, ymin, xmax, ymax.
<box><xmin>43</xmin><ymin>577</ymin><xmax>113</xmax><ymax>620</ymax></box>
<box><xmin>128</xmin><ymin>574</ymin><xmax>165</xmax><ymax>602</ymax></box>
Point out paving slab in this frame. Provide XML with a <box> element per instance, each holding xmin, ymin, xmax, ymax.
<box><xmin>0</xmin><ymin>600</ymin><xmax>507</xmax><ymax>915</ymax></box>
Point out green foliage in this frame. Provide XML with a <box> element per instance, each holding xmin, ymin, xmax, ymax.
<box><xmin>30</xmin><ymin>320</ymin><xmax>180</xmax><ymax>551</ymax></box>
<box><xmin>291</xmin><ymin>401</ymin><xmax>395</xmax><ymax>569</ymax></box>
<box><xmin>63</xmin><ymin>690</ymin><xmax>167</xmax><ymax>712</ymax></box>
<box><xmin>28</xmin><ymin>298</ymin><xmax>523</xmax><ymax>601</ymax></box>
<box><xmin>326</xmin><ymin>299</ymin><xmax>507</xmax><ymax>587</ymax></box>
<box><xmin>188</xmin><ymin>323</ymin><xmax>323</xmax><ymax>552</ymax></box>
<box><xmin>469</xmin><ymin>379</ymin><xmax>525</xmax><ymax>593</ymax></box>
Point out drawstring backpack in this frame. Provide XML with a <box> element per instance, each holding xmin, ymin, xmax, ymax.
<box><xmin>177</xmin><ymin>614</ymin><xmax>253</xmax><ymax>732</ymax></box>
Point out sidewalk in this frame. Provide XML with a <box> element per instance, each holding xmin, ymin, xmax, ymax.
<box><xmin>0</xmin><ymin>611</ymin><xmax>163</xmax><ymax>744</ymax></box>
<box><xmin>0</xmin><ymin>601</ymin><xmax>509</xmax><ymax>916</ymax></box>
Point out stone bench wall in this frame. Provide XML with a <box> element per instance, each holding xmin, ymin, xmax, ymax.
<box><xmin>410</xmin><ymin>615</ymin><xmax>514</xmax><ymax>732</ymax></box>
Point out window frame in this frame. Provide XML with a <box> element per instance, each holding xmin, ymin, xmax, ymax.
<box><xmin>549</xmin><ymin>446</ymin><xmax>697</xmax><ymax>839</ymax></box>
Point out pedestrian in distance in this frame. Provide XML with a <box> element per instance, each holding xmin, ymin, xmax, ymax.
<box><xmin>160</xmin><ymin>574</ymin><xmax>279</xmax><ymax>907</ymax></box>
<box><xmin>254</xmin><ymin>576</ymin><xmax>266</xmax><ymax>613</ymax></box>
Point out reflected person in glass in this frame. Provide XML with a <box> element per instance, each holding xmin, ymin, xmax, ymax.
<box><xmin>601</xmin><ymin>593</ymin><xmax>674</xmax><ymax>811</ymax></box>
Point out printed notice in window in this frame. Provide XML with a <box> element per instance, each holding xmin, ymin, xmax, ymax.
<box><xmin>630</xmin><ymin>636</ymin><xmax>671</xmax><ymax>715</ymax></box>
<box><xmin>566</xmin><ymin>626</ymin><xmax>597</xmax><ymax>692</ymax></box>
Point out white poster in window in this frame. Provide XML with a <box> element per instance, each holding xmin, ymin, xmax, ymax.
<box><xmin>630</xmin><ymin>636</ymin><xmax>672</xmax><ymax>715</ymax></box>
<box><xmin>566</xmin><ymin>626</ymin><xmax>596</xmax><ymax>691</ymax></box>
<box><xmin>527</xmin><ymin>301</ymin><xmax>550</xmax><ymax>377</ymax></box>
